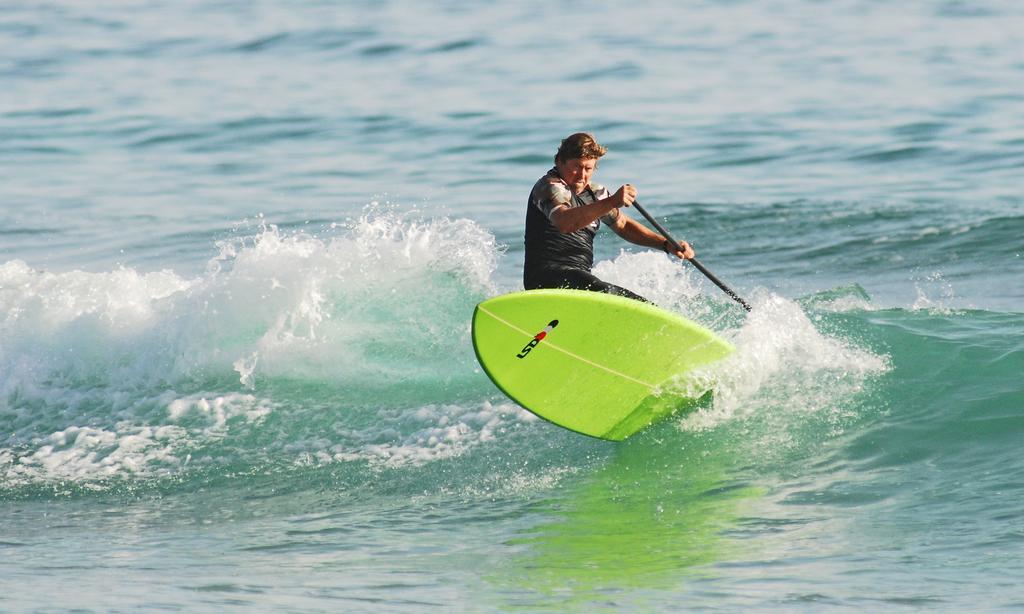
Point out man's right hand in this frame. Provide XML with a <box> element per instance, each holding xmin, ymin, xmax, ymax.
<box><xmin>614</xmin><ymin>184</ymin><xmax>637</xmax><ymax>207</ymax></box>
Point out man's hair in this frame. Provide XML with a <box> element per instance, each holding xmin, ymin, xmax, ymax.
<box><xmin>554</xmin><ymin>132</ymin><xmax>608</xmax><ymax>165</ymax></box>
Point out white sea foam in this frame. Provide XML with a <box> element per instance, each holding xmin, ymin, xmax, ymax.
<box><xmin>3</xmin><ymin>392</ymin><xmax>273</xmax><ymax>486</ymax></box>
<box><xmin>593</xmin><ymin>250</ymin><xmax>703</xmax><ymax>311</ymax></box>
<box><xmin>678</xmin><ymin>290</ymin><xmax>889</xmax><ymax>434</ymax></box>
<box><xmin>166</xmin><ymin>393</ymin><xmax>272</xmax><ymax>429</ymax></box>
<box><xmin>1</xmin><ymin>213</ymin><xmax>495</xmax><ymax>396</ymax></box>
<box><xmin>7</xmin><ymin>425</ymin><xmax>181</xmax><ymax>485</ymax></box>
<box><xmin>0</xmin><ymin>212</ymin><xmax>501</xmax><ymax>486</ymax></box>
<box><xmin>295</xmin><ymin>401</ymin><xmax>537</xmax><ymax>470</ymax></box>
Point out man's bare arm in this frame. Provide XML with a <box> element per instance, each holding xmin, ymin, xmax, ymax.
<box><xmin>609</xmin><ymin>212</ymin><xmax>695</xmax><ymax>259</ymax></box>
<box><xmin>549</xmin><ymin>184</ymin><xmax>636</xmax><ymax>233</ymax></box>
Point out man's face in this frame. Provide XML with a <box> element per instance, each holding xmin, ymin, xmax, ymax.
<box><xmin>556</xmin><ymin>157</ymin><xmax>597</xmax><ymax>193</ymax></box>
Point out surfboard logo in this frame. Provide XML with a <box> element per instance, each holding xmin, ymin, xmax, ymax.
<box><xmin>517</xmin><ymin>320</ymin><xmax>559</xmax><ymax>359</ymax></box>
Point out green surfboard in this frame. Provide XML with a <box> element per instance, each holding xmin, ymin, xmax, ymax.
<box><xmin>472</xmin><ymin>289</ymin><xmax>734</xmax><ymax>440</ymax></box>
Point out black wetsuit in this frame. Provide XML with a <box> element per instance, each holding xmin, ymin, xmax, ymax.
<box><xmin>523</xmin><ymin>169</ymin><xmax>646</xmax><ymax>302</ymax></box>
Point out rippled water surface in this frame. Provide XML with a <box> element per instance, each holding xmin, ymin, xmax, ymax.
<box><xmin>2</xmin><ymin>1</ymin><xmax>1023</xmax><ymax>610</ymax></box>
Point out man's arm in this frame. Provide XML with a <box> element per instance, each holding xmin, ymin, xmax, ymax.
<box><xmin>608</xmin><ymin>211</ymin><xmax>695</xmax><ymax>259</ymax></box>
<box><xmin>549</xmin><ymin>184</ymin><xmax>636</xmax><ymax>233</ymax></box>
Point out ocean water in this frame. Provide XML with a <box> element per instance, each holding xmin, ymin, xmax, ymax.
<box><xmin>2</xmin><ymin>0</ymin><xmax>1023</xmax><ymax>610</ymax></box>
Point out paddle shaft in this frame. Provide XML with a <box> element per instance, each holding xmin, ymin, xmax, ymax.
<box><xmin>631</xmin><ymin>201</ymin><xmax>752</xmax><ymax>312</ymax></box>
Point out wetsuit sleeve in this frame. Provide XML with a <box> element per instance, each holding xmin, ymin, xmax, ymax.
<box><xmin>532</xmin><ymin>179</ymin><xmax>573</xmax><ymax>221</ymax></box>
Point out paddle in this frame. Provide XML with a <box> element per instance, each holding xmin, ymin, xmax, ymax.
<box><xmin>631</xmin><ymin>201</ymin><xmax>752</xmax><ymax>312</ymax></box>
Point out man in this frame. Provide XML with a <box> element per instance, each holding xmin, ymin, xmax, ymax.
<box><xmin>524</xmin><ymin>132</ymin><xmax>694</xmax><ymax>301</ymax></box>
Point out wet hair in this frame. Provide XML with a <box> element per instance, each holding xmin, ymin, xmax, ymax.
<box><xmin>554</xmin><ymin>132</ymin><xmax>608</xmax><ymax>165</ymax></box>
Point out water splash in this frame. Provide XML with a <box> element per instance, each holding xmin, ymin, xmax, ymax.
<box><xmin>1</xmin><ymin>211</ymin><xmax>502</xmax><ymax>488</ymax></box>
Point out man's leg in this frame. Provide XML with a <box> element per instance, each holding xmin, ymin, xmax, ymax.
<box><xmin>538</xmin><ymin>268</ymin><xmax>649</xmax><ymax>303</ymax></box>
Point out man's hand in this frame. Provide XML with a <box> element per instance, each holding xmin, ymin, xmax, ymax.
<box><xmin>613</xmin><ymin>184</ymin><xmax>637</xmax><ymax>207</ymax></box>
<box><xmin>665</xmin><ymin>239</ymin><xmax>695</xmax><ymax>260</ymax></box>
